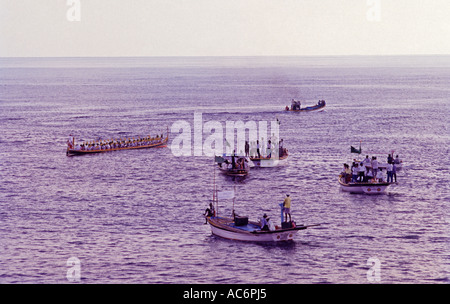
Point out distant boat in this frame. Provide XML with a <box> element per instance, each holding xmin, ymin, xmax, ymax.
<box><xmin>66</xmin><ymin>133</ymin><xmax>168</xmax><ymax>156</ymax></box>
<box><xmin>285</xmin><ymin>99</ymin><xmax>326</xmax><ymax>112</ymax></box>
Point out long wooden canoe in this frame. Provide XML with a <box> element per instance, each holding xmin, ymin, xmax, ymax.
<box><xmin>66</xmin><ymin>135</ymin><xmax>168</xmax><ymax>156</ymax></box>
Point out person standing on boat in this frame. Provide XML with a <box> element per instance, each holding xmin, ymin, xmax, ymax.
<box><xmin>67</xmin><ymin>136</ymin><xmax>74</xmax><ymax>150</ymax></box>
<box><xmin>387</xmin><ymin>154</ymin><xmax>393</xmax><ymax>164</ymax></box>
<box><xmin>256</xmin><ymin>140</ymin><xmax>261</xmax><ymax>158</ymax></box>
<box><xmin>363</xmin><ymin>155</ymin><xmax>371</xmax><ymax>168</ymax></box>
<box><xmin>357</xmin><ymin>162</ymin><xmax>365</xmax><ymax>182</ymax></box>
<box><xmin>351</xmin><ymin>162</ymin><xmax>359</xmax><ymax>182</ymax></box>
<box><xmin>392</xmin><ymin>162</ymin><xmax>397</xmax><ymax>183</ymax></box>
<box><xmin>204</xmin><ymin>203</ymin><xmax>215</xmax><ymax>224</ymax></box>
<box><xmin>386</xmin><ymin>162</ymin><xmax>394</xmax><ymax>183</ymax></box>
<box><xmin>283</xmin><ymin>194</ymin><xmax>291</xmax><ymax>223</ymax></box>
<box><xmin>231</xmin><ymin>150</ymin><xmax>236</xmax><ymax>169</ymax></box>
<box><xmin>278</xmin><ymin>139</ymin><xmax>284</xmax><ymax>157</ymax></box>
<box><xmin>245</xmin><ymin>141</ymin><xmax>250</xmax><ymax>157</ymax></box>
<box><xmin>371</xmin><ymin>156</ymin><xmax>379</xmax><ymax>177</ymax></box>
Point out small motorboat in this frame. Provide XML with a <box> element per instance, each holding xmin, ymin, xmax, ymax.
<box><xmin>285</xmin><ymin>99</ymin><xmax>326</xmax><ymax>112</ymax></box>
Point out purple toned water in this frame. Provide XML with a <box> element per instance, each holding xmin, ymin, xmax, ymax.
<box><xmin>0</xmin><ymin>56</ymin><xmax>448</xmax><ymax>283</ymax></box>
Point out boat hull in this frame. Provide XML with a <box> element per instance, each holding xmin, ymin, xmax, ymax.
<box><xmin>217</xmin><ymin>166</ymin><xmax>249</xmax><ymax>177</ymax></box>
<box><xmin>286</xmin><ymin>102</ymin><xmax>326</xmax><ymax>112</ymax></box>
<box><xmin>207</xmin><ymin>217</ymin><xmax>305</xmax><ymax>242</ymax></box>
<box><xmin>249</xmin><ymin>154</ymin><xmax>288</xmax><ymax>168</ymax></box>
<box><xmin>67</xmin><ymin>136</ymin><xmax>168</xmax><ymax>156</ymax></box>
<box><xmin>338</xmin><ymin>176</ymin><xmax>391</xmax><ymax>194</ymax></box>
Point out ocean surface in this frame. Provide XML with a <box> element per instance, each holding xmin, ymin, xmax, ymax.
<box><xmin>0</xmin><ymin>56</ymin><xmax>448</xmax><ymax>284</ymax></box>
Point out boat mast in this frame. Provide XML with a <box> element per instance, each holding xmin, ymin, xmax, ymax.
<box><xmin>213</xmin><ymin>159</ymin><xmax>218</xmax><ymax>217</ymax></box>
<box><xmin>232</xmin><ymin>185</ymin><xmax>236</xmax><ymax>218</ymax></box>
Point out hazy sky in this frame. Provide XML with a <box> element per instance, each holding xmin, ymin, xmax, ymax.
<box><xmin>1</xmin><ymin>0</ymin><xmax>449</xmax><ymax>57</ymax></box>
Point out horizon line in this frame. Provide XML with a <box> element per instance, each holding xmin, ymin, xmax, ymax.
<box><xmin>1</xmin><ymin>54</ymin><xmax>450</xmax><ymax>59</ymax></box>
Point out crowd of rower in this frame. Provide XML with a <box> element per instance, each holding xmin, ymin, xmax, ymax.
<box><xmin>67</xmin><ymin>133</ymin><xmax>165</xmax><ymax>151</ymax></box>
<box><xmin>342</xmin><ymin>154</ymin><xmax>401</xmax><ymax>183</ymax></box>
<box><xmin>244</xmin><ymin>138</ymin><xmax>288</xmax><ymax>159</ymax></box>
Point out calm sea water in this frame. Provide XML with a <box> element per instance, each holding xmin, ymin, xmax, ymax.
<box><xmin>0</xmin><ymin>56</ymin><xmax>448</xmax><ymax>284</ymax></box>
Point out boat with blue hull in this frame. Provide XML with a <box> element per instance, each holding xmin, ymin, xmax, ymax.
<box><xmin>285</xmin><ymin>99</ymin><xmax>326</xmax><ymax>112</ymax></box>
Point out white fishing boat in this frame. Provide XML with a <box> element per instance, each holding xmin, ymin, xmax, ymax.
<box><xmin>205</xmin><ymin>186</ymin><xmax>319</xmax><ymax>242</ymax></box>
<box><xmin>207</xmin><ymin>216</ymin><xmax>315</xmax><ymax>242</ymax></box>
<box><xmin>338</xmin><ymin>174</ymin><xmax>392</xmax><ymax>194</ymax></box>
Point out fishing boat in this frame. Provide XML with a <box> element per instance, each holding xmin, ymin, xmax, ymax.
<box><xmin>215</xmin><ymin>155</ymin><xmax>250</xmax><ymax>177</ymax></box>
<box><xmin>207</xmin><ymin>216</ymin><xmax>318</xmax><ymax>242</ymax></box>
<box><xmin>338</xmin><ymin>174</ymin><xmax>392</xmax><ymax>194</ymax></box>
<box><xmin>285</xmin><ymin>99</ymin><xmax>326</xmax><ymax>112</ymax></box>
<box><xmin>66</xmin><ymin>133</ymin><xmax>168</xmax><ymax>156</ymax></box>
<box><xmin>205</xmin><ymin>188</ymin><xmax>320</xmax><ymax>242</ymax></box>
<box><xmin>342</xmin><ymin>144</ymin><xmax>401</xmax><ymax>193</ymax></box>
